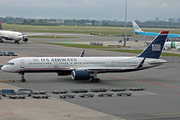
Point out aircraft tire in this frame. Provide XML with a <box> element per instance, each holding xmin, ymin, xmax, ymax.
<box><xmin>22</xmin><ymin>79</ymin><xmax>26</xmax><ymax>82</ymax></box>
<box><xmin>91</xmin><ymin>78</ymin><xmax>101</xmax><ymax>83</ymax></box>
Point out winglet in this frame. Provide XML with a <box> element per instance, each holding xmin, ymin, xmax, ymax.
<box><xmin>138</xmin><ymin>31</ymin><xmax>169</xmax><ymax>59</ymax></box>
<box><xmin>137</xmin><ymin>58</ymin><xmax>146</xmax><ymax>68</ymax></box>
<box><xmin>79</xmin><ymin>50</ymin><xmax>85</xmax><ymax>57</ymax></box>
<box><xmin>0</xmin><ymin>21</ymin><xmax>2</xmax><ymax>30</ymax></box>
<box><xmin>132</xmin><ymin>21</ymin><xmax>143</xmax><ymax>32</ymax></box>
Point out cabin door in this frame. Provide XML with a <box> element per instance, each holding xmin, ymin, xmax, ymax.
<box><xmin>112</xmin><ymin>61</ymin><xmax>115</xmax><ymax>67</ymax></box>
<box><xmin>20</xmin><ymin>59</ymin><xmax>25</xmax><ymax>68</ymax></box>
<box><xmin>54</xmin><ymin>61</ymin><xmax>58</xmax><ymax>68</ymax></box>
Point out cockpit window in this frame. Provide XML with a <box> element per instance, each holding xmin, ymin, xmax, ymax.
<box><xmin>18</xmin><ymin>34</ymin><xmax>22</xmax><ymax>36</ymax></box>
<box><xmin>6</xmin><ymin>62</ymin><xmax>14</xmax><ymax>65</ymax></box>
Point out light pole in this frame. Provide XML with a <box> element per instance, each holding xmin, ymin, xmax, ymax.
<box><xmin>124</xmin><ymin>0</ymin><xmax>127</xmax><ymax>47</ymax></box>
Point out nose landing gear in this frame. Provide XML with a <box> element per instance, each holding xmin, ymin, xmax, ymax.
<box><xmin>19</xmin><ymin>72</ymin><xmax>26</xmax><ymax>82</ymax></box>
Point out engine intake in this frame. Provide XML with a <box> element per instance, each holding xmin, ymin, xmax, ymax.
<box><xmin>71</xmin><ymin>70</ymin><xmax>91</xmax><ymax>80</ymax></box>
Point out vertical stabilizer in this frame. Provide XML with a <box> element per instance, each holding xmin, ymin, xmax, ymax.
<box><xmin>0</xmin><ymin>21</ymin><xmax>2</xmax><ymax>30</ymax></box>
<box><xmin>138</xmin><ymin>31</ymin><xmax>169</xmax><ymax>59</ymax></box>
<box><xmin>132</xmin><ymin>21</ymin><xmax>143</xmax><ymax>32</ymax></box>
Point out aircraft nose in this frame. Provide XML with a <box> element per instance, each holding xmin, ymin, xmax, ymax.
<box><xmin>1</xmin><ymin>65</ymin><xmax>8</xmax><ymax>72</ymax></box>
<box><xmin>0</xmin><ymin>65</ymin><xmax>3</xmax><ymax>70</ymax></box>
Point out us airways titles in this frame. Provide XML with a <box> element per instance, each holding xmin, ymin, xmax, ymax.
<box><xmin>40</xmin><ymin>58</ymin><xmax>78</xmax><ymax>62</ymax></box>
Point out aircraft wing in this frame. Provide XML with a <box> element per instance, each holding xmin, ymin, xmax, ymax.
<box><xmin>0</xmin><ymin>35</ymin><xmax>10</xmax><ymax>39</ymax></box>
<box><xmin>73</xmin><ymin>67</ymin><xmax>136</xmax><ymax>73</ymax></box>
<box><xmin>23</xmin><ymin>33</ymin><xmax>46</xmax><ymax>37</ymax></box>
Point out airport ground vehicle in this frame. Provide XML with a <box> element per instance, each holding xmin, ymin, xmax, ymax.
<box><xmin>117</xmin><ymin>93</ymin><xmax>132</xmax><ymax>96</ymax></box>
<box><xmin>18</xmin><ymin>88</ymin><xmax>33</xmax><ymax>96</ymax></box>
<box><xmin>9</xmin><ymin>94</ymin><xmax>25</xmax><ymax>99</ymax></box>
<box><xmin>0</xmin><ymin>89</ymin><xmax>16</xmax><ymax>97</ymax></box>
<box><xmin>70</xmin><ymin>89</ymin><xmax>88</xmax><ymax>93</ymax></box>
<box><xmin>32</xmin><ymin>90</ymin><xmax>47</xmax><ymax>94</ymax></box>
<box><xmin>98</xmin><ymin>93</ymin><xmax>113</xmax><ymax>97</ymax></box>
<box><xmin>129</xmin><ymin>87</ymin><xmax>144</xmax><ymax>91</ymax></box>
<box><xmin>90</xmin><ymin>88</ymin><xmax>108</xmax><ymax>92</ymax></box>
<box><xmin>50</xmin><ymin>89</ymin><xmax>68</xmax><ymax>94</ymax></box>
<box><xmin>79</xmin><ymin>93</ymin><xmax>95</xmax><ymax>98</ymax></box>
<box><xmin>109</xmin><ymin>88</ymin><xmax>127</xmax><ymax>92</ymax></box>
<box><xmin>59</xmin><ymin>94</ymin><xmax>75</xmax><ymax>99</ymax></box>
<box><xmin>32</xmin><ymin>94</ymin><xmax>49</xmax><ymax>99</ymax></box>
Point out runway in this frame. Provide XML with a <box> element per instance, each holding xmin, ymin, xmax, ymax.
<box><xmin>0</xmin><ymin>34</ymin><xmax>180</xmax><ymax>120</ymax></box>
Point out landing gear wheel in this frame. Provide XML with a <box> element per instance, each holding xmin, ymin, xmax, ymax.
<box><xmin>15</xmin><ymin>41</ymin><xmax>19</xmax><ymax>44</ymax></box>
<box><xmin>0</xmin><ymin>40</ymin><xmax>3</xmax><ymax>43</ymax></box>
<box><xmin>20</xmin><ymin>72</ymin><xmax>26</xmax><ymax>82</ymax></box>
<box><xmin>22</xmin><ymin>79</ymin><xmax>26</xmax><ymax>82</ymax></box>
<box><xmin>91</xmin><ymin>78</ymin><xmax>101</xmax><ymax>83</ymax></box>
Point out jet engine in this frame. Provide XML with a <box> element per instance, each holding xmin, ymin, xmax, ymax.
<box><xmin>71</xmin><ymin>70</ymin><xmax>91</xmax><ymax>80</ymax></box>
<box><xmin>23</xmin><ymin>37</ymin><xmax>28</xmax><ymax>42</ymax></box>
<box><xmin>176</xmin><ymin>47</ymin><xmax>180</xmax><ymax>50</ymax></box>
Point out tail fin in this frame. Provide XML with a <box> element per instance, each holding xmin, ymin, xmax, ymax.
<box><xmin>138</xmin><ymin>31</ymin><xmax>169</xmax><ymax>59</ymax></box>
<box><xmin>0</xmin><ymin>21</ymin><xmax>2</xmax><ymax>30</ymax></box>
<box><xmin>132</xmin><ymin>21</ymin><xmax>143</xmax><ymax>32</ymax></box>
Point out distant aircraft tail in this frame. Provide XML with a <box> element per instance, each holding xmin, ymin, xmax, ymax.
<box><xmin>0</xmin><ymin>21</ymin><xmax>2</xmax><ymax>30</ymax></box>
<box><xmin>138</xmin><ymin>31</ymin><xmax>169</xmax><ymax>59</ymax></box>
<box><xmin>132</xmin><ymin>21</ymin><xmax>143</xmax><ymax>32</ymax></box>
<box><xmin>79</xmin><ymin>50</ymin><xmax>85</xmax><ymax>57</ymax></box>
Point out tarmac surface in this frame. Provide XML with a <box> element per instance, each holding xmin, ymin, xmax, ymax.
<box><xmin>0</xmin><ymin>33</ymin><xmax>180</xmax><ymax>120</ymax></box>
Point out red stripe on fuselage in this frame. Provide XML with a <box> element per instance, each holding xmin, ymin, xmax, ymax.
<box><xmin>15</xmin><ymin>68</ymin><xmax>71</xmax><ymax>73</ymax></box>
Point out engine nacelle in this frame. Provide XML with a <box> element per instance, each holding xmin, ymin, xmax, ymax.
<box><xmin>23</xmin><ymin>37</ymin><xmax>28</xmax><ymax>42</ymax></box>
<box><xmin>176</xmin><ymin>47</ymin><xmax>180</xmax><ymax>50</ymax></box>
<box><xmin>71</xmin><ymin>70</ymin><xmax>91</xmax><ymax>80</ymax></box>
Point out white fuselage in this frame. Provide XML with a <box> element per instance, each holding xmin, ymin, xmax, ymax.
<box><xmin>0</xmin><ymin>30</ymin><xmax>23</xmax><ymax>41</ymax></box>
<box><xmin>1</xmin><ymin>56</ymin><xmax>166</xmax><ymax>73</ymax></box>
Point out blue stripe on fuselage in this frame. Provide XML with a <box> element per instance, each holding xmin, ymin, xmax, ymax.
<box><xmin>132</xmin><ymin>31</ymin><xmax>180</xmax><ymax>38</ymax></box>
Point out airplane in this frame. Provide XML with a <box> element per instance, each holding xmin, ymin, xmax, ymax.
<box><xmin>0</xmin><ymin>21</ymin><xmax>44</xmax><ymax>44</ymax></box>
<box><xmin>1</xmin><ymin>31</ymin><xmax>168</xmax><ymax>82</ymax></box>
<box><xmin>163</xmin><ymin>41</ymin><xmax>180</xmax><ymax>50</ymax></box>
<box><xmin>132</xmin><ymin>21</ymin><xmax>180</xmax><ymax>38</ymax></box>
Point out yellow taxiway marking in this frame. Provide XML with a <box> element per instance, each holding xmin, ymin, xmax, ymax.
<box><xmin>0</xmin><ymin>79</ymin><xmax>21</xmax><ymax>82</ymax></box>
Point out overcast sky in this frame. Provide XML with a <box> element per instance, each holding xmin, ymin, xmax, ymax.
<box><xmin>1</xmin><ymin>0</ymin><xmax>180</xmax><ymax>21</ymax></box>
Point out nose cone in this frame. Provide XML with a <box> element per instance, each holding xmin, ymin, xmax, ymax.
<box><xmin>0</xmin><ymin>65</ymin><xmax>3</xmax><ymax>70</ymax></box>
<box><xmin>1</xmin><ymin>65</ymin><xmax>8</xmax><ymax>72</ymax></box>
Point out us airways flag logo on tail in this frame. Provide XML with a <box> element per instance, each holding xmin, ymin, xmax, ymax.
<box><xmin>152</xmin><ymin>44</ymin><xmax>161</xmax><ymax>51</ymax></box>
<box><xmin>138</xmin><ymin>31</ymin><xmax>169</xmax><ymax>59</ymax></box>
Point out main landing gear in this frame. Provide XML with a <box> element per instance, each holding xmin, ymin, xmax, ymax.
<box><xmin>0</xmin><ymin>38</ymin><xmax>3</xmax><ymax>43</ymax></box>
<box><xmin>14</xmin><ymin>40</ymin><xmax>19</xmax><ymax>44</ymax></box>
<box><xmin>90</xmin><ymin>72</ymin><xmax>100</xmax><ymax>82</ymax></box>
<box><xmin>19</xmin><ymin>72</ymin><xmax>26</xmax><ymax>82</ymax></box>
<box><xmin>90</xmin><ymin>78</ymin><xmax>101</xmax><ymax>82</ymax></box>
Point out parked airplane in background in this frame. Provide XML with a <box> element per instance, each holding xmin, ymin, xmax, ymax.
<box><xmin>164</xmin><ymin>41</ymin><xmax>180</xmax><ymax>50</ymax></box>
<box><xmin>0</xmin><ymin>21</ymin><xmax>44</xmax><ymax>44</ymax></box>
<box><xmin>1</xmin><ymin>31</ymin><xmax>168</xmax><ymax>82</ymax></box>
<box><xmin>132</xmin><ymin>21</ymin><xmax>180</xmax><ymax>38</ymax></box>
